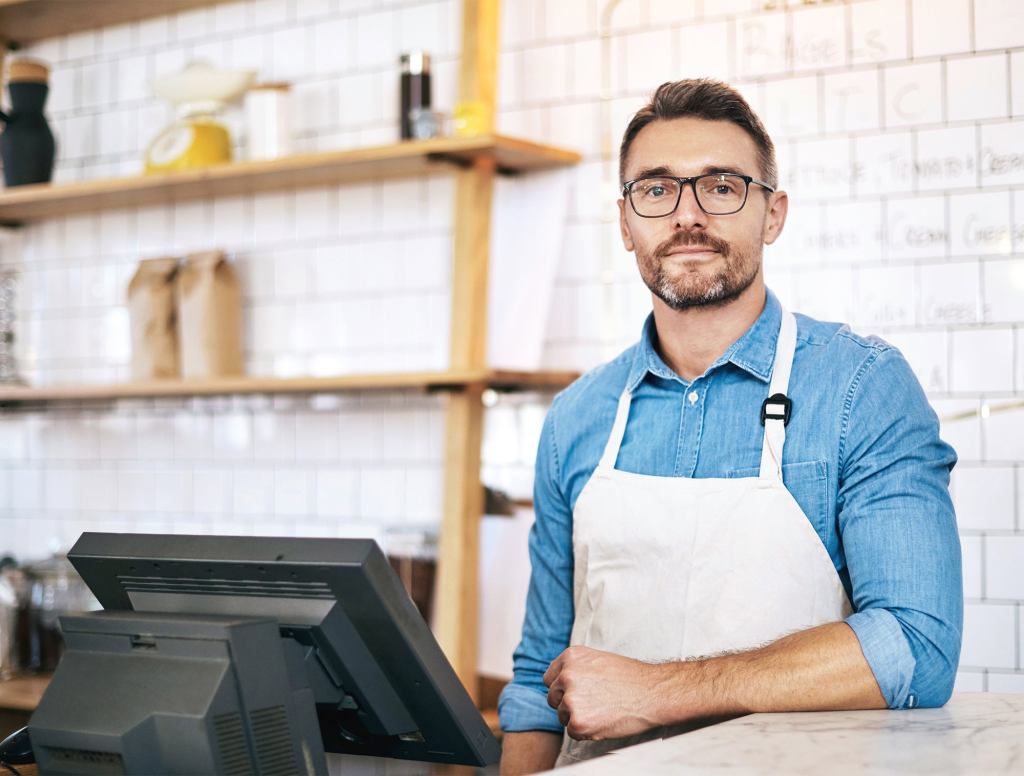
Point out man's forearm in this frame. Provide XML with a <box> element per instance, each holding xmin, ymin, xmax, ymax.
<box><xmin>661</xmin><ymin>621</ymin><xmax>887</xmax><ymax>722</ymax></box>
<box><xmin>499</xmin><ymin>730</ymin><xmax>562</xmax><ymax>776</ymax></box>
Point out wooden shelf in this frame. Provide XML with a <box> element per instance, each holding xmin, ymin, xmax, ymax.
<box><xmin>0</xmin><ymin>674</ymin><xmax>49</xmax><ymax>712</ymax></box>
<box><xmin>0</xmin><ymin>135</ymin><xmax>582</xmax><ymax>224</ymax></box>
<box><xmin>0</xmin><ymin>368</ymin><xmax>579</xmax><ymax>404</ymax></box>
<box><xmin>0</xmin><ymin>1</ymin><xmax>233</xmax><ymax>46</ymax></box>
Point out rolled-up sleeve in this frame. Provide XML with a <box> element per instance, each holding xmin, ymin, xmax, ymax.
<box><xmin>838</xmin><ymin>346</ymin><xmax>962</xmax><ymax>709</ymax></box>
<box><xmin>497</xmin><ymin>405</ymin><xmax>574</xmax><ymax>733</ymax></box>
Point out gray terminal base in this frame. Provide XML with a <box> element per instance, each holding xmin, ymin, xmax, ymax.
<box><xmin>29</xmin><ymin>610</ymin><xmax>327</xmax><ymax>775</ymax></box>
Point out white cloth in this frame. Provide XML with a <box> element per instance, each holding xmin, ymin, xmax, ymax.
<box><xmin>556</xmin><ymin>310</ymin><xmax>852</xmax><ymax>766</ymax></box>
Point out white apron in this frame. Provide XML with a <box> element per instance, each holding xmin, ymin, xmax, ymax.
<box><xmin>555</xmin><ymin>310</ymin><xmax>853</xmax><ymax>766</ymax></box>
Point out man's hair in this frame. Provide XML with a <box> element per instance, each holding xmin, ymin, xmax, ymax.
<box><xmin>619</xmin><ymin>78</ymin><xmax>778</xmax><ymax>190</ymax></box>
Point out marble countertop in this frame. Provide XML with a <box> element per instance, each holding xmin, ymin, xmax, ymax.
<box><xmin>556</xmin><ymin>693</ymin><xmax>1024</xmax><ymax>774</ymax></box>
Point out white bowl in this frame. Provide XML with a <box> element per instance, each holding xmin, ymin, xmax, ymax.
<box><xmin>152</xmin><ymin>61</ymin><xmax>256</xmax><ymax>106</ymax></box>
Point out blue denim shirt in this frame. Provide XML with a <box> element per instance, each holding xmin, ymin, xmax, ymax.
<box><xmin>498</xmin><ymin>289</ymin><xmax>962</xmax><ymax>733</ymax></box>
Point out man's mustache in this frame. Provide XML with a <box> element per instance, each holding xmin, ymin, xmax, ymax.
<box><xmin>655</xmin><ymin>231</ymin><xmax>731</xmax><ymax>258</ymax></box>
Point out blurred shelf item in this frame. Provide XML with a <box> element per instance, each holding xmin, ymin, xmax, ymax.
<box><xmin>0</xmin><ymin>135</ymin><xmax>582</xmax><ymax>224</ymax></box>
<box><xmin>480</xmin><ymin>707</ymin><xmax>501</xmax><ymax>737</ymax></box>
<box><xmin>0</xmin><ymin>1</ymin><xmax>233</xmax><ymax>46</ymax></box>
<box><xmin>0</xmin><ymin>369</ymin><xmax>580</xmax><ymax>404</ymax></box>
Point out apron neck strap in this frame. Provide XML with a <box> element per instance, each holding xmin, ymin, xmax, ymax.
<box><xmin>759</xmin><ymin>309</ymin><xmax>797</xmax><ymax>481</ymax></box>
<box><xmin>598</xmin><ymin>389</ymin><xmax>632</xmax><ymax>470</ymax></box>
<box><xmin>600</xmin><ymin>309</ymin><xmax>798</xmax><ymax>477</ymax></box>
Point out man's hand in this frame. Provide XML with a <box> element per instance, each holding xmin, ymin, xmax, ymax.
<box><xmin>543</xmin><ymin>645</ymin><xmax>681</xmax><ymax>741</ymax></box>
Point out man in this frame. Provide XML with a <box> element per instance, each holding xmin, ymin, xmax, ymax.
<box><xmin>497</xmin><ymin>79</ymin><xmax>962</xmax><ymax>774</ymax></box>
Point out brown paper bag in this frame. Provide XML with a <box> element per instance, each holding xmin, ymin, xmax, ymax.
<box><xmin>176</xmin><ymin>250</ymin><xmax>244</xmax><ymax>379</ymax></box>
<box><xmin>127</xmin><ymin>257</ymin><xmax>180</xmax><ymax>380</ymax></box>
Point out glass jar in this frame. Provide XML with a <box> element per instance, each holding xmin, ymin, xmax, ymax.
<box><xmin>15</xmin><ymin>555</ymin><xmax>97</xmax><ymax>673</ymax></box>
<box><xmin>382</xmin><ymin>529</ymin><xmax>438</xmax><ymax>627</ymax></box>
<box><xmin>245</xmin><ymin>82</ymin><xmax>292</xmax><ymax>160</ymax></box>
<box><xmin>0</xmin><ymin>269</ymin><xmax>23</xmax><ymax>385</ymax></box>
<box><xmin>0</xmin><ymin>558</ymin><xmax>26</xmax><ymax>677</ymax></box>
<box><xmin>399</xmin><ymin>51</ymin><xmax>432</xmax><ymax>140</ymax></box>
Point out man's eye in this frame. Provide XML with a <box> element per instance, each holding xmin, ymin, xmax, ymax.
<box><xmin>647</xmin><ymin>186</ymin><xmax>666</xmax><ymax>197</ymax></box>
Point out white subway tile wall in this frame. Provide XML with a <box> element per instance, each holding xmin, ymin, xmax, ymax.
<box><xmin>0</xmin><ymin>0</ymin><xmax>1021</xmax><ymax>690</ymax></box>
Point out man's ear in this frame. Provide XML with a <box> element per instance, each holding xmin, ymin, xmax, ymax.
<box><xmin>762</xmin><ymin>190</ymin><xmax>788</xmax><ymax>246</ymax></box>
<box><xmin>618</xmin><ymin>199</ymin><xmax>635</xmax><ymax>251</ymax></box>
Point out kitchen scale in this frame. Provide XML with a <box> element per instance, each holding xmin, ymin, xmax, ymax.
<box><xmin>145</xmin><ymin>61</ymin><xmax>255</xmax><ymax>173</ymax></box>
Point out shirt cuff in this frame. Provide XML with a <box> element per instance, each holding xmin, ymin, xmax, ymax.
<box><xmin>498</xmin><ymin>681</ymin><xmax>564</xmax><ymax>733</ymax></box>
<box><xmin>846</xmin><ymin>608</ymin><xmax>917</xmax><ymax>709</ymax></box>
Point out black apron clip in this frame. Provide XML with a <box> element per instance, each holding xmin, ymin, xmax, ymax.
<box><xmin>760</xmin><ymin>393</ymin><xmax>792</xmax><ymax>427</ymax></box>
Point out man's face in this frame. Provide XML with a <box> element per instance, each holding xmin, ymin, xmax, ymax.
<box><xmin>618</xmin><ymin>117</ymin><xmax>787</xmax><ymax>311</ymax></box>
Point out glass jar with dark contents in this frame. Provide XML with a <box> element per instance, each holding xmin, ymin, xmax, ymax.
<box><xmin>0</xmin><ymin>557</ymin><xmax>25</xmax><ymax>677</ymax></box>
<box><xmin>15</xmin><ymin>555</ymin><xmax>96</xmax><ymax>673</ymax></box>
<box><xmin>399</xmin><ymin>51</ymin><xmax>432</xmax><ymax>140</ymax></box>
<box><xmin>383</xmin><ymin>529</ymin><xmax>438</xmax><ymax>626</ymax></box>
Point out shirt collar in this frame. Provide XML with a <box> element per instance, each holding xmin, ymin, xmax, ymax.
<box><xmin>625</xmin><ymin>289</ymin><xmax>783</xmax><ymax>392</ymax></box>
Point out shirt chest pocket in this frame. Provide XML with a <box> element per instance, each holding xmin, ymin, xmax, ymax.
<box><xmin>726</xmin><ymin>460</ymin><xmax>831</xmax><ymax>545</ymax></box>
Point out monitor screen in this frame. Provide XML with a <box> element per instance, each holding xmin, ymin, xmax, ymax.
<box><xmin>67</xmin><ymin>532</ymin><xmax>501</xmax><ymax>767</ymax></box>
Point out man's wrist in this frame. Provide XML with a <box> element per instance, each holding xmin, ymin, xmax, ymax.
<box><xmin>653</xmin><ymin>657</ymin><xmax>741</xmax><ymax>726</ymax></box>
<box><xmin>499</xmin><ymin>730</ymin><xmax>561</xmax><ymax>776</ymax></box>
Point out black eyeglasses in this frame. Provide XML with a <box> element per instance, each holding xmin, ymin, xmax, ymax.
<box><xmin>622</xmin><ymin>173</ymin><xmax>775</xmax><ymax>217</ymax></box>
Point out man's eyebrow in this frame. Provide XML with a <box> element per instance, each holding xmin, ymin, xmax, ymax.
<box><xmin>627</xmin><ymin>164</ymin><xmax>752</xmax><ymax>180</ymax></box>
<box><xmin>700</xmin><ymin>165</ymin><xmax>748</xmax><ymax>177</ymax></box>
<box><xmin>629</xmin><ymin>165</ymin><xmax>673</xmax><ymax>179</ymax></box>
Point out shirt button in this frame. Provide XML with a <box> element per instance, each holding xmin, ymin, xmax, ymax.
<box><xmin>687</xmin><ymin>390</ymin><xmax>698</xmax><ymax>404</ymax></box>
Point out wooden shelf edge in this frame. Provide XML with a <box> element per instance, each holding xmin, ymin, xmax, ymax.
<box><xmin>487</xmin><ymin>368</ymin><xmax>580</xmax><ymax>391</ymax></box>
<box><xmin>0</xmin><ymin>135</ymin><xmax>582</xmax><ymax>223</ymax></box>
<box><xmin>0</xmin><ymin>673</ymin><xmax>49</xmax><ymax>712</ymax></box>
<box><xmin>0</xmin><ymin>368</ymin><xmax>580</xmax><ymax>403</ymax></box>
<box><xmin>0</xmin><ymin>1</ymin><xmax>234</xmax><ymax>47</ymax></box>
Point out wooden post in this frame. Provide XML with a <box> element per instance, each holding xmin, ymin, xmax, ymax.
<box><xmin>435</xmin><ymin>382</ymin><xmax>486</xmax><ymax>698</ymax></box>
<box><xmin>434</xmin><ymin>0</ymin><xmax>500</xmax><ymax>701</ymax></box>
<box><xmin>455</xmin><ymin>0</ymin><xmax>498</xmax><ymax>136</ymax></box>
<box><xmin>447</xmin><ymin>157</ymin><xmax>496</xmax><ymax>370</ymax></box>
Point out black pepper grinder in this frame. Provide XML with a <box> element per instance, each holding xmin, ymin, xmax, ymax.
<box><xmin>400</xmin><ymin>51</ymin><xmax>432</xmax><ymax>140</ymax></box>
<box><xmin>0</xmin><ymin>58</ymin><xmax>56</xmax><ymax>187</ymax></box>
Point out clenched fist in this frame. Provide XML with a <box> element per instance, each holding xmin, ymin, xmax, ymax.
<box><xmin>543</xmin><ymin>645</ymin><xmax>684</xmax><ymax>741</ymax></box>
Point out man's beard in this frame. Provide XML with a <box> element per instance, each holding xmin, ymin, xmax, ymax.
<box><xmin>636</xmin><ymin>230</ymin><xmax>761</xmax><ymax>311</ymax></box>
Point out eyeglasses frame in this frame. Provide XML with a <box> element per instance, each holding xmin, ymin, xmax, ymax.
<box><xmin>621</xmin><ymin>172</ymin><xmax>776</xmax><ymax>218</ymax></box>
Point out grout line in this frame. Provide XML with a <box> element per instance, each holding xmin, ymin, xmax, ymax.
<box><xmin>977</xmin><ymin>255</ymin><xmax>987</xmax><ymax>326</ymax></box>
<box><xmin>1016</xmin><ymin>461</ymin><xmax>1021</xmax><ymax>532</ymax></box>
<box><xmin>1016</xmin><ymin>323</ymin><xmax>1023</xmax><ymax>397</ymax></box>
<box><xmin>1017</xmin><ymin>602</ymin><xmax>1022</xmax><ymax>671</ymax></box>
<box><xmin>940</xmin><ymin>56</ymin><xmax>949</xmax><ymax>125</ymax></box>
<box><xmin>980</xmin><ymin>531</ymin><xmax>987</xmax><ymax>599</ymax></box>
<box><xmin>975</xmin><ymin>121</ymin><xmax>984</xmax><ymax>189</ymax></box>
<box><xmin>1009</xmin><ymin>50</ymin><xmax>1016</xmax><ymax>120</ymax></box>
<box><xmin>905</xmin><ymin>0</ymin><xmax>914</xmax><ymax>61</ymax></box>
<box><xmin>968</xmin><ymin>0</ymin><xmax>977</xmax><ymax>54</ymax></box>
<box><xmin>943</xmin><ymin>190</ymin><xmax>952</xmax><ymax>262</ymax></box>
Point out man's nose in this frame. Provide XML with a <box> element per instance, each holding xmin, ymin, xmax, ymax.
<box><xmin>671</xmin><ymin>183</ymin><xmax>706</xmax><ymax>229</ymax></box>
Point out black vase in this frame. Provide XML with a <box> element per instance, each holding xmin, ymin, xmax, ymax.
<box><xmin>0</xmin><ymin>81</ymin><xmax>56</xmax><ymax>187</ymax></box>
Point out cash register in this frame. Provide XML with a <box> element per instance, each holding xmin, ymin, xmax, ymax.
<box><xmin>5</xmin><ymin>532</ymin><xmax>500</xmax><ymax>774</ymax></box>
